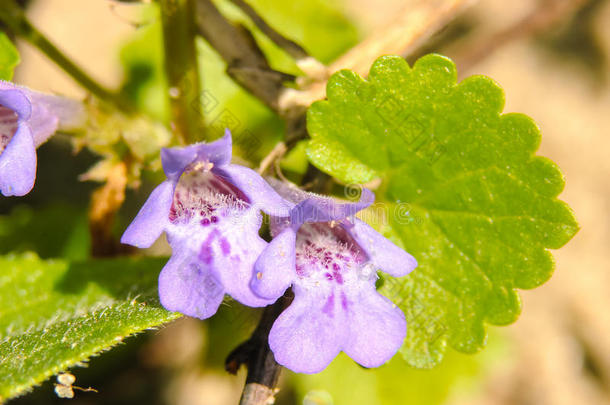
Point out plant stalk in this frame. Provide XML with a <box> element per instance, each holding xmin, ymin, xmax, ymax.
<box><xmin>226</xmin><ymin>292</ymin><xmax>293</xmax><ymax>405</ymax></box>
<box><xmin>159</xmin><ymin>0</ymin><xmax>204</xmax><ymax>144</ymax></box>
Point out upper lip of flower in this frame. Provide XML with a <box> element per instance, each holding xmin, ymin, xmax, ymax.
<box><xmin>0</xmin><ymin>82</ymin><xmax>84</xmax><ymax>197</ymax></box>
<box><xmin>160</xmin><ymin>131</ymin><xmax>233</xmax><ymax>184</ymax></box>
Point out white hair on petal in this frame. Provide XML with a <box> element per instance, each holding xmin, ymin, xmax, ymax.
<box><xmin>170</xmin><ymin>169</ymin><xmax>249</xmax><ymax>224</ymax></box>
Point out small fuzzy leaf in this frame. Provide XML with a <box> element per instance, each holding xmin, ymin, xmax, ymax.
<box><xmin>306</xmin><ymin>54</ymin><xmax>578</xmax><ymax>367</ymax></box>
<box><xmin>0</xmin><ymin>254</ymin><xmax>180</xmax><ymax>400</ymax></box>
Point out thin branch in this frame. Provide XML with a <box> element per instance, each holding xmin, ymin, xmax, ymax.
<box><xmin>0</xmin><ymin>0</ymin><xmax>132</xmax><ymax>110</ymax></box>
<box><xmin>278</xmin><ymin>0</ymin><xmax>478</xmax><ymax>111</ymax></box>
<box><xmin>160</xmin><ymin>0</ymin><xmax>204</xmax><ymax>144</ymax></box>
<box><xmin>228</xmin><ymin>0</ymin><xmax>308</xmax><ymax>60</ymax></box>
<box><xmin>226</xmin><ymin>292</ymin><xmax>293</xmax><ymax>405</ymax></box>
<box><xmin>227</xmin><ymin>0</ymin><xmax>328</xmax><ymax>82</ymax></box>
<box><xmin>194</xmin><ymin>0</ymin><xmax>292</xmax><ymax>113</ymax></box>
<box><xmin>257</xmin><ymin>141</ymin><xmax>286</xmax><ymax>175</ymax></box>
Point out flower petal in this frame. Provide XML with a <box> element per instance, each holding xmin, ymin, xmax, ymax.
<box><xmin>161</xmin><ymin>129</ymin><xmax>232</xmax><ymax>182</ymax></box>
<box><xmin>121</xmin><ymin>181</ymin><xmax>174</xmax><ymax>248</ymax></box>
<box><xmin>347</xmin><ymin>219</ymin><xmax>417</xmax><ymax>277</ymax></box>
<box><xmin>290</xmin><ymin>188</ymin><xmax>375</xmax><ymax>227</ymax></box>
<box><xmin>342</xmin><ymin>286</ymin><xmax>406</xmax><ymax>368</ymax></box>
<box><xmin>207</xmin><ymin>207</ymin><xmax>275</xmax><ymax>307</ymax></box>
<box><xmin>158</xmin><ymin>250</ymin><xmax>225</xmax><ymax>319</ymax></box>
<box><xmin>215</xmin><ymin>164</ymin><xmax>291</xmax><ymax>217</ymax></box>
<box><xmin>251</xmin><ymin>227</ymin><xmax>296</xmax><ymax>300</ymax></box>
<box><xmin>0</xmin><ymin>123</ymin><xmax>36</xmax><ymax>196</ymax></box>
<box><xmin>0</xmin><ymin>87</ymin><xmax>32</xmax><ymax>120</ymax></box>
<box><xmin>25</xmin><ymin>91</ymin><xmax>86</xmax><ymax>146</ymax></box>
<box><xmin>269</xmin><ymin>287</ymin><xmax>346</xmax><ymax>374</ymax></box>
<box><xmin>0</xmin><ymin>83</ymin><xmax>84</xmax><ymax>146</ymax></box>
<box><xmin>22</xmin><ymin>97</ymin><xmax>58</xmax><ymax>147</ymax></box>
<box><xmin>25</xmin><ymin>91</ymin><xmax>85</xmax><ymax>132</ymax></box>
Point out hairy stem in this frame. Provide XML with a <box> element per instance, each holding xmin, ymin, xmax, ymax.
<box><xmin>226</xmin><ymin>292</ymin><xmax>293</xmax><ymax>405</ymax></box>
<box><xmin>160</xmin><ymin>0</ymin><xmax>204</xmax><ymax>144</ymax></box>
<box><xmin>0</xmin><ymin>0</ymin><xmax>131</xmax><ymax>110</ymax></box>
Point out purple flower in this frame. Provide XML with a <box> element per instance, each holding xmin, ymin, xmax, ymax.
<box><xmin>121</xmin><ymin>130</ymin><xmax>290</xmax><ymax>319</ymax></box>
<box><xmin>0</xmin><ymin>81</ymin><xmax>85</xmax><ymax>196</ymax></box>
<box><xmin>251</xmin><ymin>180</ymin><xmax>417</xmax><ymax>373</ymax></box>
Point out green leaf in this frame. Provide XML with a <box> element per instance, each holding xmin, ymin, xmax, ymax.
<box><xmin>0</xmin><ymin>253</ymin><xmax>180</xmax><ymax>400</ymax></box>
<box><xmin>0</xmin><ymin>32</ymin><xmax>19</xmax><ymax>80</ymax></box>
<box><xmin>306</xmin><ymin>54</ymin><xmax>579</xmax><ymax>367</ymax></box>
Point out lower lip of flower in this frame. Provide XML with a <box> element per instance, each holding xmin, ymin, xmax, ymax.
<box><xmin>294</xmin><ymin>222</ymin><xmax>365</xmax><ymax>284</ymax></box>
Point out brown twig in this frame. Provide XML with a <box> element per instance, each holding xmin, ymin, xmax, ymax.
<box><xmin>225</xmin><ymin>292</ymin><xmax>293</xmax><ymax>405</ymax></box>
<box><xmin>228</xmin><ymin>0</ymin><xmax>309</xmax><ymax>60</ymax></box>
<box><xmin>227</xmin><ymin>0</ymin><xmax>328</xmax><ymax>83</ymax></box>
<box><xmin>257</xmin><ymin>142</ymin><xmax>287</xmax><ymax>175</ymax></box>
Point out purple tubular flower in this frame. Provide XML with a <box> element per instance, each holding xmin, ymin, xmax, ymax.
<box><xmin>121</xmin><ymin>130</ymin><xmax>290</xmax><ymax>319</ymax></box>
<box><xmin>0</xmin><ymin>81</ymin><xmax>85</xmax><ymax>196</ymax></box>
<box><xmin>251</xmin><ymin>180</ymin><xmax>418</xmax><ymax>373</ymax></box>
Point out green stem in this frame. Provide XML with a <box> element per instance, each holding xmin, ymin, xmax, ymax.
<box><xmin>0</xmin><ymin>0</ymin><xmax>131</xmax><ymax>110</ymax></box>
<box><xmin>160</xmin><ymin>0</ymin><xmax>204</xmax><ymax>144</ymax></box>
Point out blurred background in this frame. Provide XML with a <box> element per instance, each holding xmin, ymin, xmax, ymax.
<box><xmin>2</xmin><ymin>0</ymin><xmax>609</xmax><ymax>404</ymax></box>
